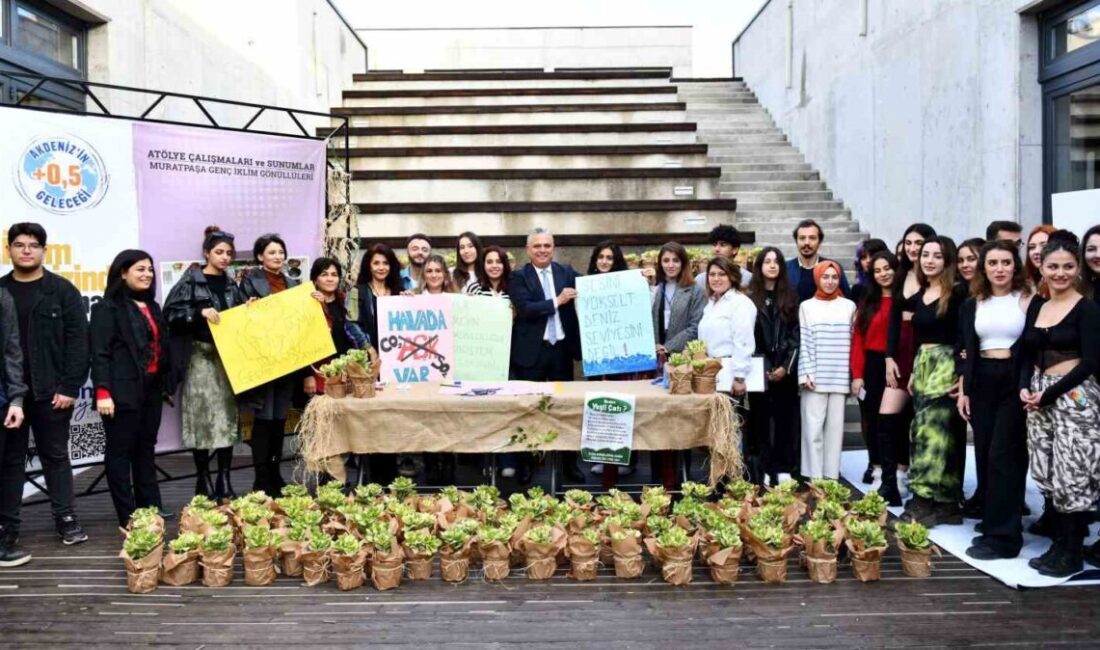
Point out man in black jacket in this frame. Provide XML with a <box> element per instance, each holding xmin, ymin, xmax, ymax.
<box><xmin>508</xmin><ymin>228</ymin><xmax>585</xmax><ymax>484</ymax></box>
<box><xmin>0</xmin><ymin>223</ymin><xmax>89</xmax><ymax>545</ymax></box>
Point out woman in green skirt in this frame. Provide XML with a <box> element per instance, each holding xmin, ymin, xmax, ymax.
<box><xmin>164</xmin><ymin>226</ymin><xmax>244</xmax><ymax>500</ymax></box>
<box><xmin>887</xmin><ymin>236</ymin><xmax>969</xmax><ymax>528</ymax></box>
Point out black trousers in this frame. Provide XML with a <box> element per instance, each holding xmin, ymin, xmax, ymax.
<box><xmin>104</xmin><ymin>383</ymin><xmax>163</xmax><ymax>527</ymax></box>
<box><xmin>860</xmin><ymin>352</ymin><xmax>888</xmax><ymax>467</ymax></box>
<box><xmin>0</xmin><ymin>398</ymin><xmax>75</xmax><ymax>532</ymax></box>
<box><xmin>969</xmin><ymin>357</ymin><xmax>1028</xmax><ymax>554</ymax></box>
<box><xmin>508</xmin><ymin>341</ymin><xmax>577</xmax><ymax>471</ymax></box>
<box><xmin>748</xmin><ymin>374</ymin><xmax>800</xmax><ymax>478</ymax></box>
<box><xmin>250</xmin><ymin>418</ymin><xmax>287</xmax><ymax>495</ymax></box>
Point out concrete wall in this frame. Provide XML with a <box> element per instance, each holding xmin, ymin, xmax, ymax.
<box><xmin>78</xmin><ymin>0</ymin><xmax>366</xmax><ymax>133</ymax></box>
<box><xmin>357</xmin><ymin>26</ymin><xmax>693</xmax><ymax>77</ymax></box>
<box><xmin>733</xmin><ymin>0</ymin><xmax>1043</xmax><ymax>244</ymax></box>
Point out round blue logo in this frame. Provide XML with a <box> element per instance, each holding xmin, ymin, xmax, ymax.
<box><xmin>13</xmin><ymin>133</ymin><xmax>109</xmax><ymax>214</ymax></box>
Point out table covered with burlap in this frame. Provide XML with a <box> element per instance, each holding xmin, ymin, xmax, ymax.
<box><xmin>297</xmin><ymin>381</ymin><xmax>741</xmax><ymax>485</ymax></box>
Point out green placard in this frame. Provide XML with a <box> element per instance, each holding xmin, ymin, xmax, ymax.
<box><xmin>580</xmin><ymin>392</ymin><xmax>636</xmax><ymax>466</ymax></box>
<box><xmin>451</xmin><ymin>294</ymin><xmax>513</xmax><ymax>381</ymax></box>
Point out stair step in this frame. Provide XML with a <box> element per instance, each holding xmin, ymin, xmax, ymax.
<box><xmin>710</xmin><ymin>155</ymin><xmax>806</xmax><ymax>164</ymax></box>
<box><xmin>343</xmin><ymin>131</ymin><xmax>700</xmax><ymax>147</ymax></box>
<box><xmin>349</xmin><ymin>77</ymin><xmax>675</xmax><ymax>91</ymax></box>
<box><xmin>351</xmin><ymin>174</ymin><xmax>721</xmax><ymax>203</ymax></box>
<box><xmin>341</xmin><ymin>109</ymin><xmax>689</xmax><ymax>128</ymax></box>
<box><xmin>741</xmin><ymin>221</ymin><xmax>862</xmax><ymax>234</ymax></box>
<box><xmin>735</xmin><ymin>209</ymin><xmax>851</xmax><ymax>220</ymax></box>
<box><xmin>722</xmin><ymin>169</ymin><xmax>819</xmax><ymax>180</ymax></box>
<box><xmin>351</xmin><ymin>152</ymin><xmax>711</xmax><ymax>171</ymax></box>
<box><xmin>719</xmin><ymin>180</ymin><xmax>827</xmax><ymax>191</ymax></box>
<box><xmin>350</xmin><ymin>206</ymin><xmax>738</xmax><ymax>241</ymax></box>
<box><xmin>733</xmin><ymin>199</ymin><xmax>843</xmax><ymax>210</ymax></box>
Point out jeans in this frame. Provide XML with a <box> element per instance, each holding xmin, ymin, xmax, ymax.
<box><xmin>0</xmin><ymin>399</ymin><xmax>76</xmax><ymax>531</ymax></box>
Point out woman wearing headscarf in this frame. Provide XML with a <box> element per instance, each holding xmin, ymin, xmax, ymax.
<box><xmin>797</xmin><ymin>260</ymin><xmax>856</xmax><ymax>480</ymax></box>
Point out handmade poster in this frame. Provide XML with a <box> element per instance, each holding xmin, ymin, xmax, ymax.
<box><xmin>210</xmin><ymin>283</ymin><xmax>335</xmax><ymax>393</ymax></box>
<box><xmin>451</xmin><ymin>294</ymin><xmax>512</xmax><ymax>381</ymax></box>
<box><xmin>580</xmin><ymin>392</ymin><xmax>637</xmax><ymax>466</ymax></box>
<box><xmin>575</xmin><ymin>270</ymin><xmax>657</xmax><ymax>376</ymax></box>
<box><xmin>377</xmin><ymin>294</ymin><xmax>455</xmax><ymax>383</ymax></box>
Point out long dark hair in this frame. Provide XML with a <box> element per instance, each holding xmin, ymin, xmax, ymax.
<box><xmin>972</xmin><ymin>240</ymin><xmax>1029</xmax><ymax>301</ymax></box>
<box><xmin>894</xmin><ymin>223</ymin><xmax>937</xmax><ymax>293</ymax></box>
<box><xmin>1082</xmin><ymin>225</ymin><xmax>1100</xmax><ymax>288</ymax></box>
<box><xmin>747</xmin><ymin>246</ymin><xmax>797</xmax><ymax>320</ymax></box>
<box><xmin>654</xmin><ymin>241</ymin><xmax>694</xmax><ymax>288</ymax></box>
<box><xmin>475</xmin><ymin>245</ymin><xmax>512</xmax><ymax>293</ymax></box>
<box><xmin>916</xmin><ymin>236</ymin><xmax>958</xmax><ymax>317</ymax></box>
<box><xmin>105</xmin><ymin>249</ymin><xmax>157</xmax><ymax>303</ymax></box>
<box><xmin>358</xmin><ymin>243</ymin><xmax>404</xmax><ymax>296</ymax></box>
<box><xmin>452</xmin><ymin>231</ymin><xmax>483</xmax><ymax>289</ymax></box>
<box><xmin>854</xmin><ymin>238</ymin><xmax>888</xmax><ymax>286</ymax></box>
<box><xmin>856</xmin><ymin>251</ymin><xmax>898</xmax><ymax>334</ymax></box>
<box><xmin>587</xmin><ymin>240</ymin><xmax>628</xmax><ymax>275</ymax></box>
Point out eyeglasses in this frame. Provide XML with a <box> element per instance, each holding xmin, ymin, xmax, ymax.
<box><xmin>10</xmin><ymin>242</ymin><xmax>43</xmax><ymax>251</ymax></box>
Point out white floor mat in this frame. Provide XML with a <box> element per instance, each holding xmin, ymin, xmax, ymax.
<box><xmin>840</xmin><ymin>448</ymin><xmax>1100</xmax><ymax>589</ymax></box>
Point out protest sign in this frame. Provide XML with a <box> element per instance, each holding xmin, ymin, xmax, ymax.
<box><xmin>211</xmin><ymin>283</ymin><xmax>335</xmax><ymax>393</ymax></box>
<box><xmin>575</xmin><ymin>270</ymin><xmax>657</xmax><ymax>376</ymax></box>
<box><xmin>377</xmin><ymin>294</ymin><xmax>455</xmax><ymax>383</ymax></box>
<box><xmin>451</xmin><ymin>294</ymin><xmax>512</xmax><ymax>381</ymax></box>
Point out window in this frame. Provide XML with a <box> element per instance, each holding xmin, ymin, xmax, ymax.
<box><xmin>14</xmin><ymin>3</ymin><xmax>81</xmax><ymax>70</ymax></box>
<box><xmin>1052</xmin><ymin>82</ymin><xmax>1100</xmax><ymax>194</ymax></box>
<box><xmin>1048</xmin><ymin>2</ymin><xmax>1100</xmax><ymax>61</ymax></box>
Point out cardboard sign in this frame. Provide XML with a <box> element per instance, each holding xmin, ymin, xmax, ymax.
<box><xmin>377</xmin><ymin>294</ymin><xmax>455</xmax><ymax>384</ymax></box>
<box><xmin>576</xmin><ymin>270</ymin><xmax>657</xmax><ymax>377</ymax></box>
<box><xmin>211</xmin><ymin>283</ymin><xmax>336</xmax><ymax>393</ymax></box>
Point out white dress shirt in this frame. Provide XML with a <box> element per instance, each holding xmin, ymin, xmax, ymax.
<box><xmin>537</xmin><ymin>265</ymin><xmax>566</xmax><ymax>343</ymax></box>
<box><xmin>697</xmin><ymin>289</ymin><xmax>757</xmax><ymax>379</ymax></box>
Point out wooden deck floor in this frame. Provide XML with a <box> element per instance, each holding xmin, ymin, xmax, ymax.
<box><xmin>2</xmin><ymin>454</ymin><xmax>1099</xmax><ymax>648</ymax></box>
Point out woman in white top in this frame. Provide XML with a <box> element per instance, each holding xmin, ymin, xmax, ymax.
<box><xmin>957</xmin><ymin>240</ymin><xmax>1033</xmax><ymax>560</ymax></box>
<box><xmin>697</xmin><ymin>256</ymin><xmax>757</xmax><ymax>398</ymax></box>
<box><xmin>798</xmin><ymin>260</ymin><xmax>856</xmax><ymax>479</ymax></box>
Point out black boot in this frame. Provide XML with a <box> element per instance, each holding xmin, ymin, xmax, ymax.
<box><xmin>250</xmin><ymin>422</ymin><xmax>271</xmax><ymax>494</ymax></box>
<box><xmin>1035</xmin><ymin>512</ymin><xmax>1085</xmax><ymax>578</ymax></box>
<box><xmin>1084</xmin><ymin>539</ymin><xmax>1100</xmax><ymax>568</ymax></box>
<box><xmin>876</xmin><ymin>470</ymin><xmax>903</xmax><ymax>507</ymax></box>
<box><xmin>1029</xmin><ymin>497</ymin><xmax>1056</xmax><ymax>537</ymax></box>
<box><xmin>268</xmin><ymin>419</ymin><xmax>288</xmax><ymax>496</ymax></box>
<box><xmin>192</xmin><ymin>450</ymin><xmax>213</xmax><ymax>497</ymax></box>
<box><xmin>214</xmin><ymin>447</ymin><xmax>237</xmax><ymax>501</ymax></box>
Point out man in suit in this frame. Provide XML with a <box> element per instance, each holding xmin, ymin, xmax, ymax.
<box><xmin>507</xmin><ymin>228</ymin><xmax>585</xmax><ymax>484</ymax></box>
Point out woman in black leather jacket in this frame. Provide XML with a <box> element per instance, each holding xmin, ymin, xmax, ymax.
<box><xmin>747</xmin><ymin>247</ymin><xmax>800</xmax><ymax>485</ymax></box>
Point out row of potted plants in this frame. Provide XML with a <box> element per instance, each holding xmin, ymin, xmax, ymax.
<box><xmin>118</xmin><ymin>477</ymin><xmax>936</xmax><ymax>594</ymax></box>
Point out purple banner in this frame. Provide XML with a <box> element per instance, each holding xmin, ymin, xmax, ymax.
<box><xmin>131</xmin><ymin>123</ymin><xmax>326</xmax><ymax>452</ymax></box>
<box><xmin>133</xmin><ymin>123</ymin><xmax>325</xmax><ymax>274</ymax></box>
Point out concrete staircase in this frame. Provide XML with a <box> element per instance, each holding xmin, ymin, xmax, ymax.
<box><xmin>676</xmin><ymin>80</ymin><xmax>866</xmax><ymax>264</ymax></box>
<box><xmin>327</xmin><ymin>68</ymin><xmax>865</xmax><ymax>270</ymax></box>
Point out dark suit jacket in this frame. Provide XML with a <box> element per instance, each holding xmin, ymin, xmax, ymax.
<box><xmin>89</xmin><ymin>297</ymin><xmax>174</xmax><ymax>410</ymax></box>
<box><xmin>508</xmin><ymin>262</ymin><xmax>581</xmax><ymax>368</ymax></box>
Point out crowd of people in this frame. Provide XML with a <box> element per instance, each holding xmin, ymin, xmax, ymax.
<box><xmin>0</xmin><ymin>217</ymin><xmax>1098</xmax><ymax>581</ymax></box>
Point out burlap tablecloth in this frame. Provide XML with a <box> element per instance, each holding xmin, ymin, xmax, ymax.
<box><xmin>298</xmin><ymin>381</ymin><xmax>741</xmax><ymax>485</ymax></box>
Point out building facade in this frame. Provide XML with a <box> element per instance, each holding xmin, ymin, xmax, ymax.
<box><xmin>0</xmin><ymin>0</ymin><xmax>367</xmax><ymax>131</ymax></box>
<box><xmin>734</xmin><ymin>0</ymin><xmax>1100</xmax><ymax>242</ymax></box>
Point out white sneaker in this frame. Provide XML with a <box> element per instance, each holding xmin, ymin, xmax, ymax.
<box><xmin>870</xmin><ymin>466</ymin><xmax>883</xmax><ymax>492</ymax></box>
<box><xmin>500</xmin><ymin>467</ymin><xmax>516</xmax><ymax>478</ymax></box>
<box><xmin>897</xmin><ymin>470</ymin><xmax>911</xmax><ymax>500</ymax></box>
<box><xmin>776</xmin><ymin>472</ymin><xmax>792</xmax><ymax>485</ymax></box>
<box><xmin>590</xmin><ymin>464</ymin><xmax>604</xmax><ymax>475</ymax></box>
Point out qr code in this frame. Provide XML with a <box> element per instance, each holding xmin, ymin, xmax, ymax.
<box><xmin>68</xmin><ymin>421</ymin><xmax>105</xmax><ymax>461</ymax></box>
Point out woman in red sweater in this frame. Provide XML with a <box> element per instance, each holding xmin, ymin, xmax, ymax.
<box><xmin>850</xmin><ymin>251</ymin><xmax>900</xmax><ymax>504</ymax></box>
